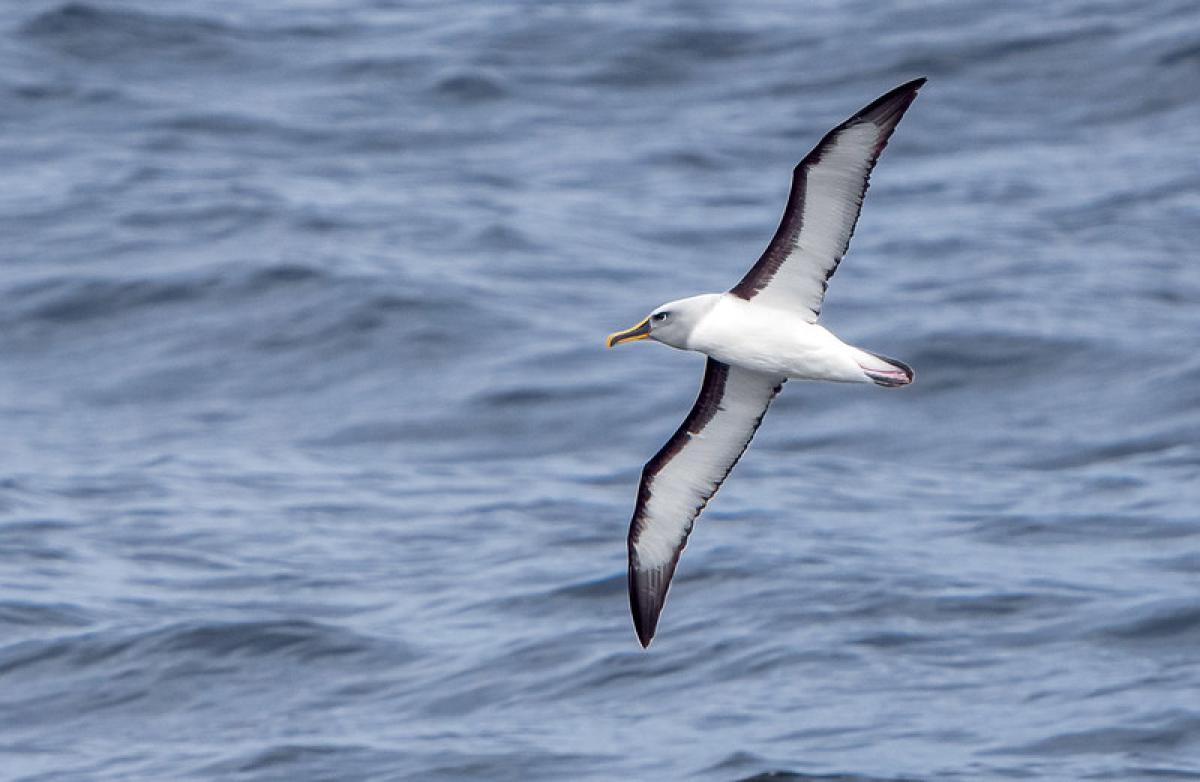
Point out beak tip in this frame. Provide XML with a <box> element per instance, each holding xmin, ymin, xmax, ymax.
<box><xmin>606</xmin><ymin>318</ymin><xmax>652</xmax><ymax>349</ymax></box>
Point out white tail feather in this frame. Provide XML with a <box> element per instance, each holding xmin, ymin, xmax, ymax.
<box><xmin>851</xmin><ymin>347</ymin><xmax>913</xmax><ymax>387</ymax></box>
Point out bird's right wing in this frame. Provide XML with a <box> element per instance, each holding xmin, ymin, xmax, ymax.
<box><xmin>729</xmin><ymin>78</ymin><xmax>925</xmax><ymax>320</ymax></box>
<box><xmin>627</xmin><ymin>358</ymin><xmax>784</xmax><ymax>647</ymax></box>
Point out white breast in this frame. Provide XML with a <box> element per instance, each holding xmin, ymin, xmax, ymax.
<box><xmin>687</xmin><ymin>294</ymin><xmax>868</xmax><ymax>382</ymax></box>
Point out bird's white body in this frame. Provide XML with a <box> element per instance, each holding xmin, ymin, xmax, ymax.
<box><xmin>686</xmin><ymin>293</ymin><xmax>880</xmax><ymax>383</ymax></box>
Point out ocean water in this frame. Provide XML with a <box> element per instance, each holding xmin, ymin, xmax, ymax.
<box><xmin>2</xmin><ymin>1</ymin><xmax>1200</xmax><ymax>779</ymax></box>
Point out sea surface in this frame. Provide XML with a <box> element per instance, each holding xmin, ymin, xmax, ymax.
<box><xmin>3</xmin><ymin>1</ymin><xmax>1200</xmax><ymax>780</ymax></box>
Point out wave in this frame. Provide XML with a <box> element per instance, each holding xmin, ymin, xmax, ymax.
<box><xmin>0</xmin><ymin>600</ymin><xmax>91</xmax><ymax>631</ymax></box>
<box><xmin>433</xmin><ymin>70</ymin><xmax>508</xmax><ymax>103</ymax></box>
<box><xmin>22</xmin><ymin>3</ymin><xmax>235</xmax><ymax>62</ymax></box>
<box><xmin>733</xmin><ymin>771</ymin><xmax>922</xmax><ymax>782</ymax></box>
<box><xmin>995</xmin><ymin>711</ymin><xmax>1200</xmax><ymax>757</ymax></box>
<box><xmin>1099</xmin><ymin>600</ymin><xmax>1200</xmax><ymax>645</ymax></box>
<box><xmin>0</xmin><ymin>619</ymin><xmax>403</xmax><ymax>677</ymax></box>
<box><xmin>21</xmin><ymin>2</ymin><xmax>355</xmax><ymax>56</ymax></box>
<box><xmin>0</xmin><ymin>262</ymin><xmax>447</xmax><ymax>330</ymax></box>
<box><xmin>197</xmin><ymin>743</ymin><xmax>407</xmax><ymax>778</ymax></box>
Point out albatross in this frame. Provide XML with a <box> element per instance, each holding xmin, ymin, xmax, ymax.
<box><xmin>606</xmin><ymin>78</ymin><xmax>925</xmax><ymax>648</ymax></box>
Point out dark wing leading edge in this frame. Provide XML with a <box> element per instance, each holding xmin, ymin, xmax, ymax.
<box><xmin>627</xmin><ymin>359</ymin><xmax>785</xmax><ymax>648</ymax></box>
<box><xmin>730</xmin><ymin>78</ymin><xmax>925</xmax><ymax>321</ymax></box>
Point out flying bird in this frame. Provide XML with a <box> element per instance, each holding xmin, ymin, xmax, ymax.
<box><xmin>606</xmin><ymin>78</ymin><xmax>925</xmax><ymax>648</ymax></box>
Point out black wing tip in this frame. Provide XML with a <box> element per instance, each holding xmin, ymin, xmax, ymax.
<box><xmin>883</xmin><ymin>76</ymin><xmax>928</xmax><ymax>99</ymax></box>
<box><xmin>629</xmin><ymin>558</ymin><xmax>673</xmax><ymax>649</ymax></box>
<box><xmin>630</xmin><ymin>593</ymin><xmax>660</xmax><ymax>648</ymax></box>
<box><xmin>856</xmin><ymin>77</ymin><xmax>927</xmax><ymax>127</ymax></box>
<box><xmin>632</xmin><ymin>606</ymin><xmax>660</xmax><ymax>648</ymax></box>
<box><xmin>629</xmin><ymin>571</ymin><xmax>663</xmax><ymax>648</ymax></box>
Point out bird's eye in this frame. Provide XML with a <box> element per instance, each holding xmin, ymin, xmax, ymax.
<box><xmin>652</xmin><ymin>312</ymin><xmax>669</xmax><ymax>322</ymax></box>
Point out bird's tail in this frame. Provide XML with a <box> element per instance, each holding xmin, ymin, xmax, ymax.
<box><xmin>853</xmin><ymin>349</ymin><xmax>914</xmax><ymax>387</ymax></box>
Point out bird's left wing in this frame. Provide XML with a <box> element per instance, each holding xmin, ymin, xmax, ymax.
<box><xmin>729</xmin><ymin>78</ymin><xmax>925</xmax><ymax>320</ymax></box>
<box><xmin>628</xmin><ymin>358</ymin><xmax>784</xmax><ymax>647</ymax></box>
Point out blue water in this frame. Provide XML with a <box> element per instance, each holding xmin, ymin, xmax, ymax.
<box><xmin>3</xmin><ymin>1</ymin><xmax>1200</xmax><ymax>779</ymax></box>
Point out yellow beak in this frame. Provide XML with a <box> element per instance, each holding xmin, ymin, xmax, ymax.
<box><xmin>606</xmin><ymin>318</ymin><xmax>652</xmax><ymax>348</ymax></box>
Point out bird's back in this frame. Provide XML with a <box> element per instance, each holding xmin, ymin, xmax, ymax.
<box><xmin>688</xmin><ymin>294</ymin><xmax>868</xmax><ymax>382</ymax></box>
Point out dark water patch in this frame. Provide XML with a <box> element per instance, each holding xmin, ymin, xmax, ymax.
<box><xmin>245</xmin><ymin>262</ymin><xmax>326</xmax><ymax>289</ymax></box>
<box><xmin>1082</xmin><ymin>672</ymin><xmax>1194</xmax><ymax>702</ymax></box>
<box><xmin>0</xmin><ymin>518</ymin><xmax>78</xmax><ymax>563</ymax></box>
<box><xmin>153</xmin><ymin>620</ymin><xmax>381</xmax><ymax>661</ymax></box>
<box><xmin>1154</xmin><ymin>551</ymin><xmax>1200</xmax><ymax>575</ymax></box>
<box><xmin>247</xmin><ymin>291</ymin><xmax>455</xmax><ymax>354</ymax></box>
<box><xmin>306</xmin><ymin>420</ymin><xmax>428</xmax><ymax>447</ymax></box>
<box><xmin>472</xmin><ymin>222</ymin><xmax>541</xmax><ymax>252</ymax></box>
<box><xmin>250</xmin><ymin>17</ymin><xmax>364</xmax><ymax>42</ymax></box>
<box><xmin>897</xmin><ymin>24</ymin><xmax>1117</xmax><ymax>76</ymax></box>
<box><xmin>582</xmin><ymin>43</ymin><xmax>693</xmax><ymax>88</ymax></box>
<box><xmin>150</xmin><ymin>111</ymin><xmax>332</xmax><ymax>146</ymax></box>
<box><xmin>0</xmin><ymin>601</ymin><xmax>92</xmax><ymax>630</ymax></box>
<box><xmin>322</xmin><ymin>54</ymin><xmax>424</xmax><ymax>80</ymax></box>
<box><xmin>402</xmin><ymin>750</ymin><xmax>612</xmax><ymax>782</ymax></box>
<box><xmin>551</xmin><ymin>647</ymin><xmax>700</xmax><ymax>697</ymax></box>
<box><xmin>251</xmin><ymin>297</ymin><xmax>392</xmax><ymax>350</ymax></box>
<box><xmin>1160</xmin><ymin>41</ymin><xmax>1200</xmax><ymax>67</ymax></box>
<box><xmin>706</xmin><ymin>750</ymin><xmax>767</xmax><ymax>775</ymax></box>
<box><xmin>0</xmin><ymin>75</ymin><xmax>64</xmax><ymax>105</ymax></box>
<box><xmin>965</xmin><ymin>512</ymin><xmax>1198</xmax><ymax>546</ymax></box>
<box><xmin>199</xmin><ymin>742</ymin><xmax>408</xmax><ymax>779</ymax></box>
<box><xmin>903</xmin><ymin>331</ymin><xmax>1088</xmax><ymax>382</ymax></box>
<box><xmin>850</xmin><ymin>630</ymin><xmax>935</xmax><ymax>649</ymax></box>
<box><xmin>652</xmin><ymin>25</ymin><xmax>765</xmax><ymax>62</ymax></box>
<box><xmin>733</xmin><ymin>770</ymin><xmax>923</xmax><ymax>782</ymax></box>
<box><xmin>710</xmin><ymin>645</ymin><xmax>861</xmax><ymax>681</ymax></box>
<box><xmin>420</xmin><ymin>680</ymin><xmax>512</xmax><ymax>718</ymax></box>
<box><xmin>127</xmin><ymin>549</ymin><xmax>236</xmax><ymax>573</ymax></box>
<box><xmin>473</xmin><ymin>383</ymin><xmax>609</xmax><ymax>410</ymax></box>
<box><xmin>0</xmin><ymin>619</ymin><xmax>404</xmax><ymax>682</ymax></box>
<box><xmin>1024</xmin><ymin>431</ymin><xmax>1200</xmax><ymax>470</ymax></box>
<box><xmin>0</xmin><ymin>621</ymin><xmax>411</xmax><ymax>734</ymax></box>
<box><xmin>117</xmin><ymin>200</ymin><xmax>279</xmax><ymax>238</ymax></box>
<box><xmin>840</xmin><ymin>589</ymin><xmax>1081</xmax><ymax>626</ymax></box>
<box><xmin>0</xmin><ymin>518</ymin><xmax>76</xmax><ymax>535</ymax></box>
<box><xmin>142</xmin><ymin>571</ymin><xmax>366</xmax><ymax>596</ymax></box>
<box><xmin>640</xmin><ymin>147</ymin><xmax>726</xmax><ymax>171</ymax></box>
<box><xmin>709</xmin><ymin>751</ymin><xmax>901</xmax><ymax>781</ymax></box>
<box><xmin>17</xmin><ymin>277</ymin><xmax>212</xmax><ymax>324</ymax></box>
<box><xmin>550</xmin><ymin>572</ymin><xmax>625</xmax><ymax>600</ymax></box>
<box><xmin>418</xmin><ymin>638</ymin><xmax>587</xmax><ymax>717</ymax></box>
<box><xmin>22</xmin><ymin>3</ymin><xmax>234</xmax><ymax>62</ymax></box>
<box><xmin>0</xmin><ymin>262</ymin><xmax>441</xmax><ymax>340</ymax></box>
<box><xmin>433</xmin><ymin>70</ymin><xmax>508</xmax><ymax>102</ymax></box>
<box><xmin>1098</xmin><ymin>600</ymin><xmax>1200</xmax><ymax>645</ymax></box>
<box><xmin>995</xmin><ymin>712</ymin><xmax>1200</xmax><ymax>756</ymax></box>
<box><xmin>1095</xmin><ymin>768</ymin><xmax>1200</xmax><ymax>781</ymax></box>
<box><xmin>911</xmin><ymin>592</ymin><xmax>1054</xmax><ymax>620</ymax></box>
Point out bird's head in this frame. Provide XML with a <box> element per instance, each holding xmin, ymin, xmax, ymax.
<box><xmin>605</xmin><ymin>294</ymin><xmax>720</xmax><ymax>351</ymax></box>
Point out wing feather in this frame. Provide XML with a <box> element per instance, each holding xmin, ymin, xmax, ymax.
<box><xmin>627</xmin><ymin>359</ymin><xmax>784</xmax><ymax>647</ymax></box>
<box><xmin>730</xmin><ymin>78</ymin><xmax>925</xmax><ymax>319</ymax></box>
